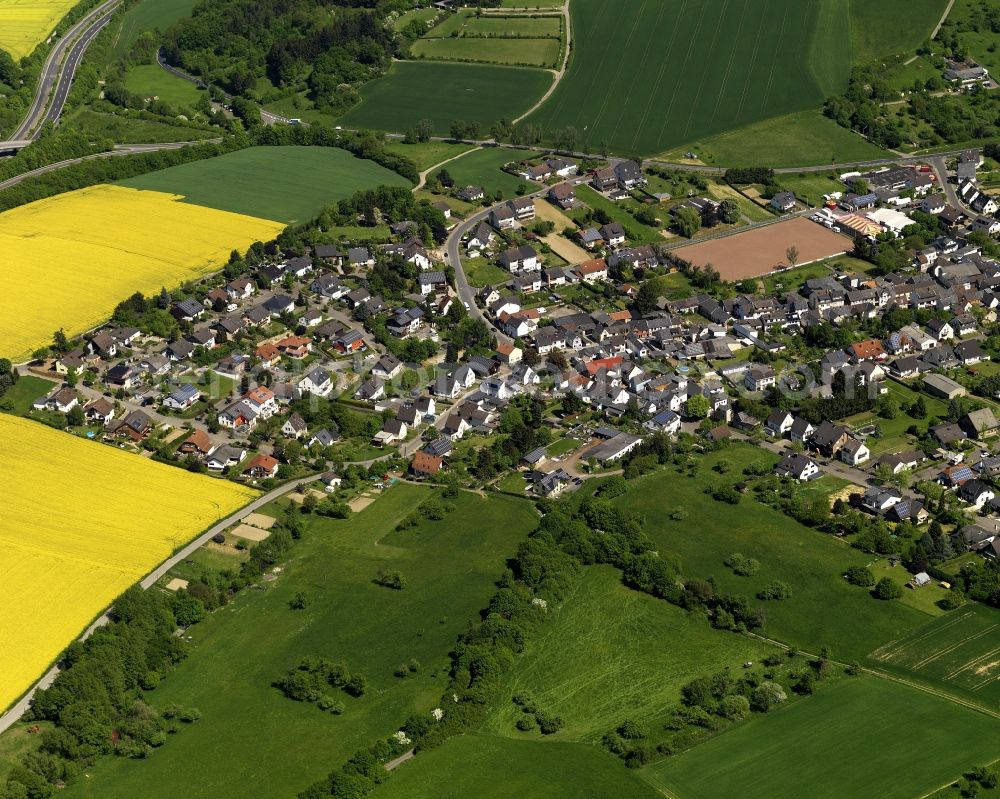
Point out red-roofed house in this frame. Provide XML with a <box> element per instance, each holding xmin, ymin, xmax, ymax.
<box><xmin>246</xmin><ymin>453</ymin><xmax>279</xmax><ymax>479</ymax></box>
<box><xmin>575</xmin><ymin>258</ymin><xmax>609</xmax><ymax>282</ymax></box>
<box><xmin>585</xmin><ymin>355</ymin><xmax>624</xmax><ymax>376</ymax></box>
<box><xmin>849</xmin><ymin>338</ymin><xmax>887</xmax><ymax>362</ymax></box>
<box><xmin>276</xmin><ymin>335</ymin><xmax>313</xmax><ymax>359</ymax></box>
<box><xmin>256</xmin><ymin>342</ymin><xmax>280</xmax><ymax>366</ymax></box>
<box><xmin>410</xmin><ymin>451</ymin><xmax>444</xmax><ymax>477</ymax></box>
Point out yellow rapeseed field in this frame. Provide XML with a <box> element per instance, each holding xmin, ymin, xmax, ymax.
<box><xmin>0</xmin><ymin>0</ymin><xmax>79</xmax><ymax>60</ymax></box>
<box><xmin>0</xmin><ymin>184</ymin><xmax>284</xmax><ymax>360</ymax></box>
<box><xmin>0</xmin><ymin>414</ymin><xmax>257</xmax><ymax>712</ymax></box>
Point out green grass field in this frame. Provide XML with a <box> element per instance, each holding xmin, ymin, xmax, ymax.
<box><xmin>443</xmin><ymin>146</ymin><xmax>535</xmax><ymax>198</ymax></box>
<box><xmin>665</xmin><ymin>110</ymin><xmax>890</xmax><ymax>168</ymax></box>
<box><xmin>464</xmin><ymin>256</ymin><xmax>512</xmax><ymax>287</ymax></box>
<box><xmin>424</xmin><ymin>10</ymin><xmax>562</xmax><ymax>38</ymax></box>
<box><xmin>869</xmin><ymin>605</ymin><xmax>1000</xmax><ymax>706</ymax></box>
<box><xmin>118</xmin><ymin>146</ymin><xmax>411</xmax><ymax>223</ymax></box>
<box><xmin>411</xmin><ymin>37</ymin><xmax>560</xmax><ymax>68</ymax></box>
<box><xmin>621</xmin><ymin>446</ymin><xmax>933</xmax><ymax>661</ymax></box>
<box><xmin>371</xmin><ymin>734</ymin><xmax>660</xmax><ymax>799</ymax></box>
<box><xmin>63</xmin><ymin>486</ymin><xmax>538</xmax><ymax>799</ymax></box>
<box><xmin>393</xmin><ymin>7</ymin><xmax>440</xmax><ymax>29</ymax></box>
<box><xmin>124</xmin><ymin>64</ymin><xmax>204</xmax><ymax>109</ymax></box>
<box><xmin>382</xmin><ymin>140</ymin><xmax>476</xmax><ymax>171</ymax></box>
<box><xmin>843</xmin><ymin>378</ymin><xmax>949</xmax><ymax>455</ymax></box>
<box><xmin>110</xmin><ymin>0</ymin><xmax>200</xmax><ymax>60</ymax></box>
<box><xmin>644</xmin><ymin>676</ymin><xmax>1000</xmax><ymax>799</ymax></box>
<box><xmin>526</xmin><ymin>0</ymin><xmax>850</xmax><ymax>157</ymax></box>
<box><xmin>479</xmin><ymin>567</ymin><xmax>777</xmax><ymax>740</ymax></box>
<box><xmin>849</xmin><ymin>0</ymin><xmax>949</xmax><ymax>65</ymax></box>
<box><xmin>572</xmin><ymin>185</ymin><xmax>665</xmax><ymax>245</ymax></box>
<box><xmin>0</xmin><ymin>375</ymin><xmax>56</xmax><ymax>415</ymax></box>
<box><xmin>338</xmin><ymin>61</ymin><xmax>553</xmax><ymax>136</ymax></box>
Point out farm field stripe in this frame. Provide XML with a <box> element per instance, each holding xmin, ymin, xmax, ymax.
<box><xmin>682</xmin><ymin>0</ymin><xmax>727</xmax><ymax>139</ymax></box>
<box><xmin>733</xmin><ymin>0</ymin><xmax>770</xmax><ymax>121</ymax></box>
<box><xmin>709</xmin><ymin>0</ymin><xmax>751</xmax><ymax>126</ymax></box>
<box><xmin>946</xmin><ymin>645</ymin><xmax>1000</xmax><ymax>680</ymax></box>
<box><xmin>869</xmin><ymin>610</ymin><xmax>976</xmax><ymax>661</ymax></box>
<box><xmin>589</xmin><ymin>0</ymin><xmax>648</xmax><ymax>141</ymax></box>
<box><xmin>910</xmin><ymin>625</ymin><xmax>1000</xmax><ymax>670</ymax></box>
<box><xmin>757</xmin><ymin>0</ymin><xmax>790</xmax><ymax>114</ymax></box>
<box><xmin>659</xmin><ymin>0</ymin><xmax>709</xmax><ymax>144</ymax></box>
<box><xmin>607</xmin><ymin>0</ymin><xmax>668</xmax><ymax>148</ymax></box>
<box><xmin>630</xmin><ymin>0</ymin><xmax>688</xmax><ymax>151</ymax></box>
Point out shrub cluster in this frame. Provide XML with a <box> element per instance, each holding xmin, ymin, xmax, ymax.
<box><xmin>273</xmin><ymin>657</ymin><xmax>366</xmax><ymax>711</ymax></box>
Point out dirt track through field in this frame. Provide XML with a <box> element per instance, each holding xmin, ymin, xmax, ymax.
<box><xmin>672</xmin><ymin>216</ymin><xmax>851</xmax><ymax>280</ymax></box>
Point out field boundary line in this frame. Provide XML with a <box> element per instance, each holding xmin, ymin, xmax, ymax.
<box><xmin>0</xmin><ymin>472</ymin><xmax>330</xmax><ymax>734</ymax></box>
<box><xmin>915</xmin><ymin>755</ymin><xmax>1000</xmax><ymax>799</ymax></box>
<box><xmin>536</xmin><ymin>0</ymin><xmax>604</xmax><ymax>130</ymax></box>
<box><xmin>511</xmin><ymin>0</ymin><xmax>573</xmax><ymax>124</ymax></box>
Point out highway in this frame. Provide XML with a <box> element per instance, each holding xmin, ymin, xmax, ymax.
<box><xmin>0</xmin><ymin>139</ymin><xmax>222</xmax><ymax>191</ymax></box>
<box><xmin>10</xmin><ymin>0</ymin><xmax>123</xmax><ymax>141</ymax></box>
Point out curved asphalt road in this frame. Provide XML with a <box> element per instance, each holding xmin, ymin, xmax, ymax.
<box><xmin>444</xmin><ymin>180</ymin><xmax>583</xmax><ymax>349</ymax></box>
<box><xmin>10</xmin><ymin>0</ymin><xmax>122</xmax><ymax>141</ymax></box>
<box><xmin>155</xmin><ymin>48</ymin><xmax>292</xmax><ymax>126</ymax></box>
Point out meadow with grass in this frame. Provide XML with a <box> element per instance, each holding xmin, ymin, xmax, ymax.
<box><xmin>411</xmin><ymin>8</ymin><xmax>563</xmax><ymax>68</ymax></box>
<box><xmin>124</xmin><ymin>64</ymin><xmax>205</xmax><ymax>109</ymax></box>
<box><xmin>371</xmin><ymin>735</ymin><xmax>661</xmax><ymax>799</ymax></box>
<box><xmin>108</xmin><ymin>0</ymin><xmax>200</xmax><ymax>59</ymax></box>
<box><xmin>64</xmin><ymin>487</ymin><xmax>538</xmax><ymax>799</ymax></box>
<box><xmin>849</xmin><ymin>0</ymin><xmax>949</xmax><ymax>65</ymax></box>
<box><xmin>479</xmin><ymin>567</ymin><xmax>777</xmax><ymax>740</ymax></box>
<box><xmin>119</xmin><ymin>146</ymin><xmax>411</xmax><ymax>223</ymax></box>
<box><xmin>666</xmin><ymin>110</ymin><xmax>890</xmax><ymax>168</ymax></box>
<box><xmin>621</xmin><ymin>445</ymin><xmax>933</xmax><ymax>661</ymax></box>
<box><xmin>441</xmin><ymin>146</ymin><xmax>537</xmax><ymax>198</ymax></box>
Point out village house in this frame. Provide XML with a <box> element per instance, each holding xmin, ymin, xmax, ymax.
<box><xmin>775</xmin><ymin>452</ymin><xmax>820</xmax><ymax>481</ymax></box>
<box><xmin>246</xmin><ymin>454</ymin><xmax>279</xmax><ymax>480</ymax></box>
